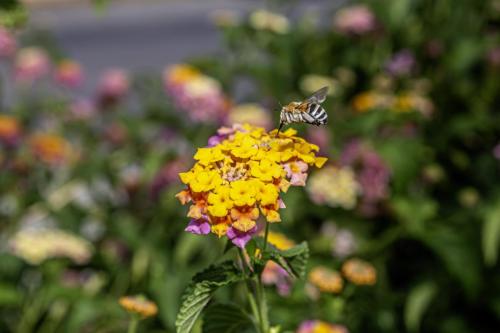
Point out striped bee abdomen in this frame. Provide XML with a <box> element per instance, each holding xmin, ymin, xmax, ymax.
<box><xmin>307</xmin><ymin>103</ymin><xmax>328</xmax><ymax>125</ymax></box>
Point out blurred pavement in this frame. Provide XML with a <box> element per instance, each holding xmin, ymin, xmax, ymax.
<box><xmin>27</xmin><ymin>0</ymin><xmax>346</xmax><ymax>92</ymax></box>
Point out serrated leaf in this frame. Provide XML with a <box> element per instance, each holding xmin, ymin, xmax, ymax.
<box><xmin>202</xmin><ymin>303</ymin><xmax>254</xmax><ymax>333</ymax></box>
<box><xmin>175</xmin><ymin>261</ymin><xmax>244</xmax><ymax>333</ymax></box>
<box><xmin>404</xmin><ymin>282</ymin><xmax>437</xmax><ymax>333</ymax></box>
<box><xmin>482</xmin><ymin>202</ymin><xmax>500</xmax><ymax>266</ymax></box>
<box><xmin>266</xmin><ymin>242</ymin><xmax>309</xmax><ymax>279</ymax></box>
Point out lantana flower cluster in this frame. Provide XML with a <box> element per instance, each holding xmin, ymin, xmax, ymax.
<box><xmin>176</xmin><ymin>124</ymin><xmax>327</xmax><ymax>248</ymax></box>
<box><xmin>164</xmin><ymin>64</ymin><xmax>230</xmax><ymax>123</ymax></box>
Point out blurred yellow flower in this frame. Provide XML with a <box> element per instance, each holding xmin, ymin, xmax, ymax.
<box><xmin>352</xmin><ymin>91</ymin><xmax>378</xmax><ymax>112</ymax></box>
<box><xmin>165</xmin><ymin>64</ymin><xmax>201</xmax><ymax>84</ymax></box>
<box><xmin>119</xmin><ymin>295</ymin><xmax>158</xmax><ymax>318</ymax></box>
<box><xmin>0</xmin><ymin>114</ymin><xmax>21</xmax><ymax>144</ymax></box>
<box><xmin>177</xmin><ymin>124</ymin><xmax>326</xmax><ymax>248</ymax></box>
<box><xmin>267</xmin><ymin>231</ymin><xmax>295</xmax><ymax>250</ymax></box>
<box><xmin>308</xmin><ymin>266</ymin><xmax>344</xmax><ymax>293</ymax></box>
<box><xmin>394</xmin><ymin>92</ymin><xmax>434</xmax><ymax>116</ymax></box>
<box><xmin>298</xmin><ymin>320</ymin><xmax>349</xmax><ymax>333</ymax></box>
<box><xmin>341</xmin><ymin>258</ymin><xmax>377</xmax><ymax>286</ymax></box>
<box><xmin>30</xmin><ymin>133</ymin><xmax>72</xmax><ymax>165</ymax></box>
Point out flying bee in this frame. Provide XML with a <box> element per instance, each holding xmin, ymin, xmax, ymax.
<box><xmin>277</xmin><ymin>86</ymin><xmax>329</xmax><ymax>135</ymax></box>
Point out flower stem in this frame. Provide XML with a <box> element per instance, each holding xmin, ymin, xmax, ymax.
<box><xmin>239</xmin><ymin>247</ymin><xmax>270</xmax><ymax>333</ymax></box>
<box><xmin>262</xmin><ymin>222</ymin><xmax>270</xmax><ymax>253</ymax></box>
<box><xmin>127</xmin><ymin>316</ymin><xmax>139</xmax><ymax>333</ymax></box>
<box><xmin>238</xmin><ymin>249</ymin><xmax>261</xmax><ymax>331</ymax></box>
<box><xmin>255</xmin><ymin>276</ymin><xmax>270</xmax><ymax>333</ymax></box>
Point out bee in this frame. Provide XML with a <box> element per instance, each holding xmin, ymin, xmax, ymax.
<box><xmin>277</xmin><ymin>86</ymin><xmax>329</xmax><ymax>134</ymax></box>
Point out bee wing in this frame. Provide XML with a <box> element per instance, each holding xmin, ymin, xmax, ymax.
<box><xmin>306</xmin><ymin>86</ymin><xmax>329</xmax><ymax>104</ymax></box>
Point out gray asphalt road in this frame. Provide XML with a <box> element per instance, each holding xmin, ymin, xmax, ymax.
<box><xmin>25</xmin><ymin>0</ymin><xmax>346</xmax><ymax>93</ymax></box>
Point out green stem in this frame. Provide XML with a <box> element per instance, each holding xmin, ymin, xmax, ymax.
<box><xmin>238</xmin><ymin>249</ymin><xmax>261</xmax><ymax>330</ymax></box>
<box><xmin>262</xmin><ymin>222</ymin><xmax>270</xmax><ymax>253</ymax></box>
<box><xmin>255</xmin><ymin>276</ymin><xmax>270</xmax><ymax>333</ymax></box>
<box><xmin>127</xmin><ymin>316</ymin><xmax>139</xmax><ymax>333</ymax></box>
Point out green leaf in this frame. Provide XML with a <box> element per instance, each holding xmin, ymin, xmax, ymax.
<box><xmin>391</xmin><ymin>196</ymin><xmax>438</xmax><ymax>234</ymax></box>
<box><xmin>202</xmin><ymin>303</ymin><xmax>254</xmax><ymax>333</ymax></box>
<box><xmin>404</xmin><ymin>282</ymin><xmax>437</xmax><ymax>333</ymax></box>
<box><xmin>482</xmin><ymin>202</ymin><xmax>500</xmax><ymax>266</ymax></box>
<box><xmin>265</xmin><ymin>242</ymin><xmax>309</xmax><ymax>279</ymax></box>
<box><xmin>0</xmin><ymin>1</ymin><xmax>27</xmax><ymax>28</ymax></box>
<box><xmin>175</xmin><ymin>261</ymin><xmax>244</xmax><ymax>333</ymax></box>
<box><xmin>0</xmin><ymin>283</ymin><xmax>22</xmax><ymax>306</ymax></box>
<box><xmin>423</xmin><ymin>226</ymin><xmax>481</xmax><ymax>297</ymax></box>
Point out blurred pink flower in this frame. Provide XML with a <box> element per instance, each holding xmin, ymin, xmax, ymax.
<box><xmin>164</xmin><ymin>64</ymin><xmax>230</xmax><ymax>123</ymax></box>
<box><xmin>333</xmin><ymin>5</ymin><xmax>376</xmax><ymax>35</ymax></box>
<box><xmin>97</xmin><ymin>69</ymin><xmax>130</xmax><ymax>106</ymax></box>
<box><xmin>262</xmin><ymin>261</ymin><xmax>292</xmax><ymax>296</ymax></box>
<box><xmin>103</xmin><ymin>122</ymin><xmax>128</xmax><ymax>146</ymax></box>
<box><xmin>385</xmin><ymin>50</ymin><xmax>416</xmax><ymax>77</ymax></box>
<box><xmin>14</xmin><ymin>47</ymin><xmax>50</xmax><ymax>83</ymax></box>
<box><xmin>0</xmin><ymin>27</ymin><xmax>16</xmax><ymax>58</ymax></box>
<box><xmin>54</xmin><ymin>59</ymin><xmax>84</xmax><ymax>88</ymax></box>
<box><xmin>260</xmin><ymin>231</ymin><xmax>295</xmax><ymax>295</ymax></box>
<box><xmin>306</xmin><ymin>126</ymin><xmax>331</xmax><ymax>153</ymax></box>
<box><xmin>493</xmin><ymin>143</ymin><xmax>500</xmax><ymax>160</ymax></box>
<box><xmin>487</xmin><ymin>47</ymin><xmax>500</xmax><ymax>68</ymax></box>
<box><xmin>425</xmin><ymin>39</ymin><xmax>444</xmax><ymax>59</ymax></box>
<box><xmin>150</xmin><ymin>158</ymin><xmax>187</xmax><ymax>200</ymax></box>
<box><xmin>340</xmin><ymin>139</ymin><xmax>390</xmax><ymax>216</ymax></box>
<box><xmin>70</xmin><ymin>99</ymin><xmax>96</xmax><ymax>120</ymax></box>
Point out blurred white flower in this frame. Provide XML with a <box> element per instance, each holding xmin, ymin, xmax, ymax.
<box><xmin>249</xmin><ymin>10</ymin><xmax>290</xmax><ymax>34</ymax></box>
<box><xmin>307</xmin><ymin>166</ymin><xmax>360</xmax><ymax>209</ymax></box>
<box><xmin>9</xmin><ymin>228</ymin><xmax>93</xmax><ymax>265</ymax></box>
<box><xmin>300</xmin><ymin>74</ymin><xmax>339</xmax><ymax>97</ymax></box>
